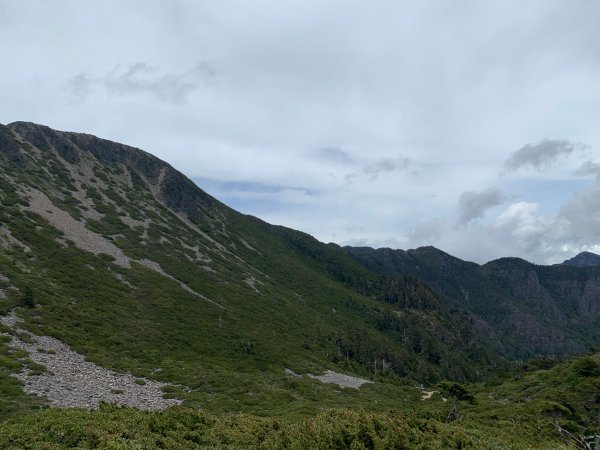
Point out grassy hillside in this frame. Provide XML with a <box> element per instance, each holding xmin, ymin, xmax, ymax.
<box><xmin>0</xmin><ymin>122</ymin><xmax>497</xmax><ymax>418</ymax></box>
<box><xmin>2</xmin><ymin>122</ymin><xmax>598</xmax><ymax>448</ymax></box>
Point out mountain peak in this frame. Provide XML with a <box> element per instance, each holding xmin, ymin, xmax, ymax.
<box><xmin>562</xmin><ymin>251</ymin><xmax>600</xmax><ymax>267</ymax></box>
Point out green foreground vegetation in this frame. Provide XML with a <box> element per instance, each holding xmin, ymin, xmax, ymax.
<box><xmin>1</xmin><ymin>351</ymin><xmax>598</xmax><ymax>449</ymax></box>
<box><xmin>0</xmin><ymin>407</ymin><xmax>522</xmax><ymax>449</ymax></box>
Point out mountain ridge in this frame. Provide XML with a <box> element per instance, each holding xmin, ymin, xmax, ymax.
<box><xmin>2</xmin><ymin>121</ymin><xmax>600</xmax><ymax>447</ymax></box>
<box><xmin>2</xmin><ymin>121</ymin><xmax>599</xmax><ymax>366</ymax></box>
<box><xmin>345</xmin><ymin>245</ymin><xmax>600</xmax><ymax>358</ymax></box>
<box><xmin>0</xmin><ymin>121</ymin><xmax>501</xmax><ymax>417</ymax></box>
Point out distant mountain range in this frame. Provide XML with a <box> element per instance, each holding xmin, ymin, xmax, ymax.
<box><xmin>345</xmin><ymin>246</ymin><xmax>600</xmax><ymax>358</ymax></box>
<box><xmin>1</xmin><ymin>121</ymin><xmax>599</xmax><ymax>412</ymax></box>
<box><xmin>562</xmin><ymin>251</ymin><xmax>600</xmax><ymax>267</ymax></box>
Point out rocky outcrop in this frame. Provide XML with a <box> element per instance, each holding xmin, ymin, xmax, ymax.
<box><xmin>9</xmin><ymin>121</ymin><xmax>80</xmax><ymax>163</ymax></box>
<box><xmin>7</xmin><ymin>121</ymin><xmax>225</xmax><ymax>228</ymax></box>
<box><xmin>0</xmin><ymin>124</ymin><xmax>25</xmax><ymax>167</ymax></box>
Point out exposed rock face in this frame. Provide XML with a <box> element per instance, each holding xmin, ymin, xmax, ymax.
<box><xmin>62</xmin><ymin>127</ymin><xmax>219</xmax><ymax>223</ymax></box>
<box><xmin>0</xmin><ymin>124</ymin><xmax>25</xmax><ymax>166</ymax></box>
<box><xmin>5</xmin><ymin>121</ymin><xmax>224</xmax><ymax>225</ymax></box>
<box><xmin>562</xmin><ymin>251</ymin><xmax>600</xmax><ymax>267</ymax></box>
<box><xmin>346</xmin><ymin>246</ymin><xmax>600</xmax><ymax>358</ymax></box>
<box><xmin>483</xmin><ymin>258</ymin><xmax>600</xmax><ymax>326</ymax></box>
<box><xmin>9</xmin><ymin>122</ymin><xmax>80</xmax><ymax>163</ymax></box>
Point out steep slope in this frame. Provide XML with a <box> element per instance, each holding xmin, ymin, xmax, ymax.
<box><xmin>482</xmin><ymin>257</ymin><xmax>600</xmax><ymax>349</ymax></box>
<box><xmin>0</xmin><ymin>122</ymin><xmax>496</xmax><ymax>416</ymax></box>
<box><xmin>345</xmin><ymin>246</ymin><xmax>600</xmax><ymax>358</ymax></box>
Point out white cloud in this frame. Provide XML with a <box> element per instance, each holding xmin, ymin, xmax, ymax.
<box><xmin>495</xmin><ymin>202</ymin><xmax>549</xmax><ymax>251</ymax></box>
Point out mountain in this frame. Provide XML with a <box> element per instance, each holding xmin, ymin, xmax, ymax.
<box><xmin>0</xmin><ymin>122</ymin><xmax>498</xmax><ymax>418</ymax></box>
<box><xmin>345</xmin><ymin>246</ymin><xmax>600</xmax><ymax>358</ymax></box>
<box><xmin>562</xmin><ymin>251</ymin><xmax>600</xmax><ymax>267</ymax></box>
<box><xmin>2</xmin><ymin>122</ymin><xmax>600</xmax><ymax>447</ymax></box>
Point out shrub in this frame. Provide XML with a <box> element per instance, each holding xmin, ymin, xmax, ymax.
<box><xmin>20</xmin><ymin>286</ymin><xmax>34</xmax><ymax>308</ymax></box>
<box><xmin>572</xmin><ymin>357</ymin><xmax>600</xmax><ymax>377</ymax></box>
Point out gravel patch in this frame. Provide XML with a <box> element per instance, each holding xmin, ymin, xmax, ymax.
<box><xmin>24</xmin><ymin>188</ymin><xmax>131</xmax><ymax>268</ymax></box>
<box><xmin>1</xmin><ymin>311</ymin><xmax>182</xmax><ymax>410</ymax></box>
<box><xmin>0</xmin><ymin>310</ymin><xmax>21</xmax><ymax>327</ymax></box>
<box><xmin>285</xmin><ymin>368</ymin><xmax>373</xmax><ymax>389</ymax></box>
<box><xmin>244</xmin><ymin>276</ymin><xmax>262</xmax><ymax>292</ymax></box>
<box><xmin>308</xmin><ymin>370</ymin><xmax>373</xmax><ymax>389</ymax></box>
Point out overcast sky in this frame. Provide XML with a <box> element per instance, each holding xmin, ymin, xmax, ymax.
<box><xmin>2</xmin><ymin>0</ymin><xmax>600</xmax><ymax>264</ymax></box>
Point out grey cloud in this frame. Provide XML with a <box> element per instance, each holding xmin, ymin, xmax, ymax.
<box><xmin>504</xmin><ymin>139</ymin><xmax>588</xmax><ymax>171</ymax></box>
<box><xmin>318</xmin><ymin>147</ymin><xmax>353</xmax><ymax>164</ymax></box>
<box><xmin>66</xmin><ymin>61</ymin><xmax>219</xmax><ymax>104</ymax></box>
<box><xmin>105</xmin><ymin>62</ymin><xmax>195</xmax><ymax>103</ymax></box>
<box><xmin>557</xmin><ymin>181</ymin><xmax>600</xmax><ymax>246</ymax></box>
<box><xmin>408</xmin><ymin>218</ymin><xmax>443</xmax><ymax>244</ymax></box>
<box><xmin>365</xmin><ymin>158</ymin><xmax>410</xmax><ymax>178</ymax></box>
<box><xmin>346</xmin><ymin>157</ymin><xmax>411</xmax><ymax>183</ymax></box>
<box><xmin>575</xmin><ymin>160</ymin><xmax>600</xmax><ymax>180</ymax></box>
<box><xmin>457</xmin><ymin>187</ymin><xmax>507</xmax><ymax>225</ymax></box>
<box><xmin>66</xmin><ymin>73</ymin><xmax>92</xmax><ymax>104</ymax></box>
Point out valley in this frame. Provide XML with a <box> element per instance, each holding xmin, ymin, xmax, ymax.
<box><xmin>1</xmin><ymin>122</ymin><xmax>599</xmax><ymax>448</ymax></box>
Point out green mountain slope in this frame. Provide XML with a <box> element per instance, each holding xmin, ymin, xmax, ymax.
<box><xmin>345</xmin><ymin>246</ymin><xmax>600</xmax><ymax>358</ymax></box>
<box><xmin>0</xmin><ymin>122</ymin><xmax>497</xmax><ymax>417</ymax></box>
